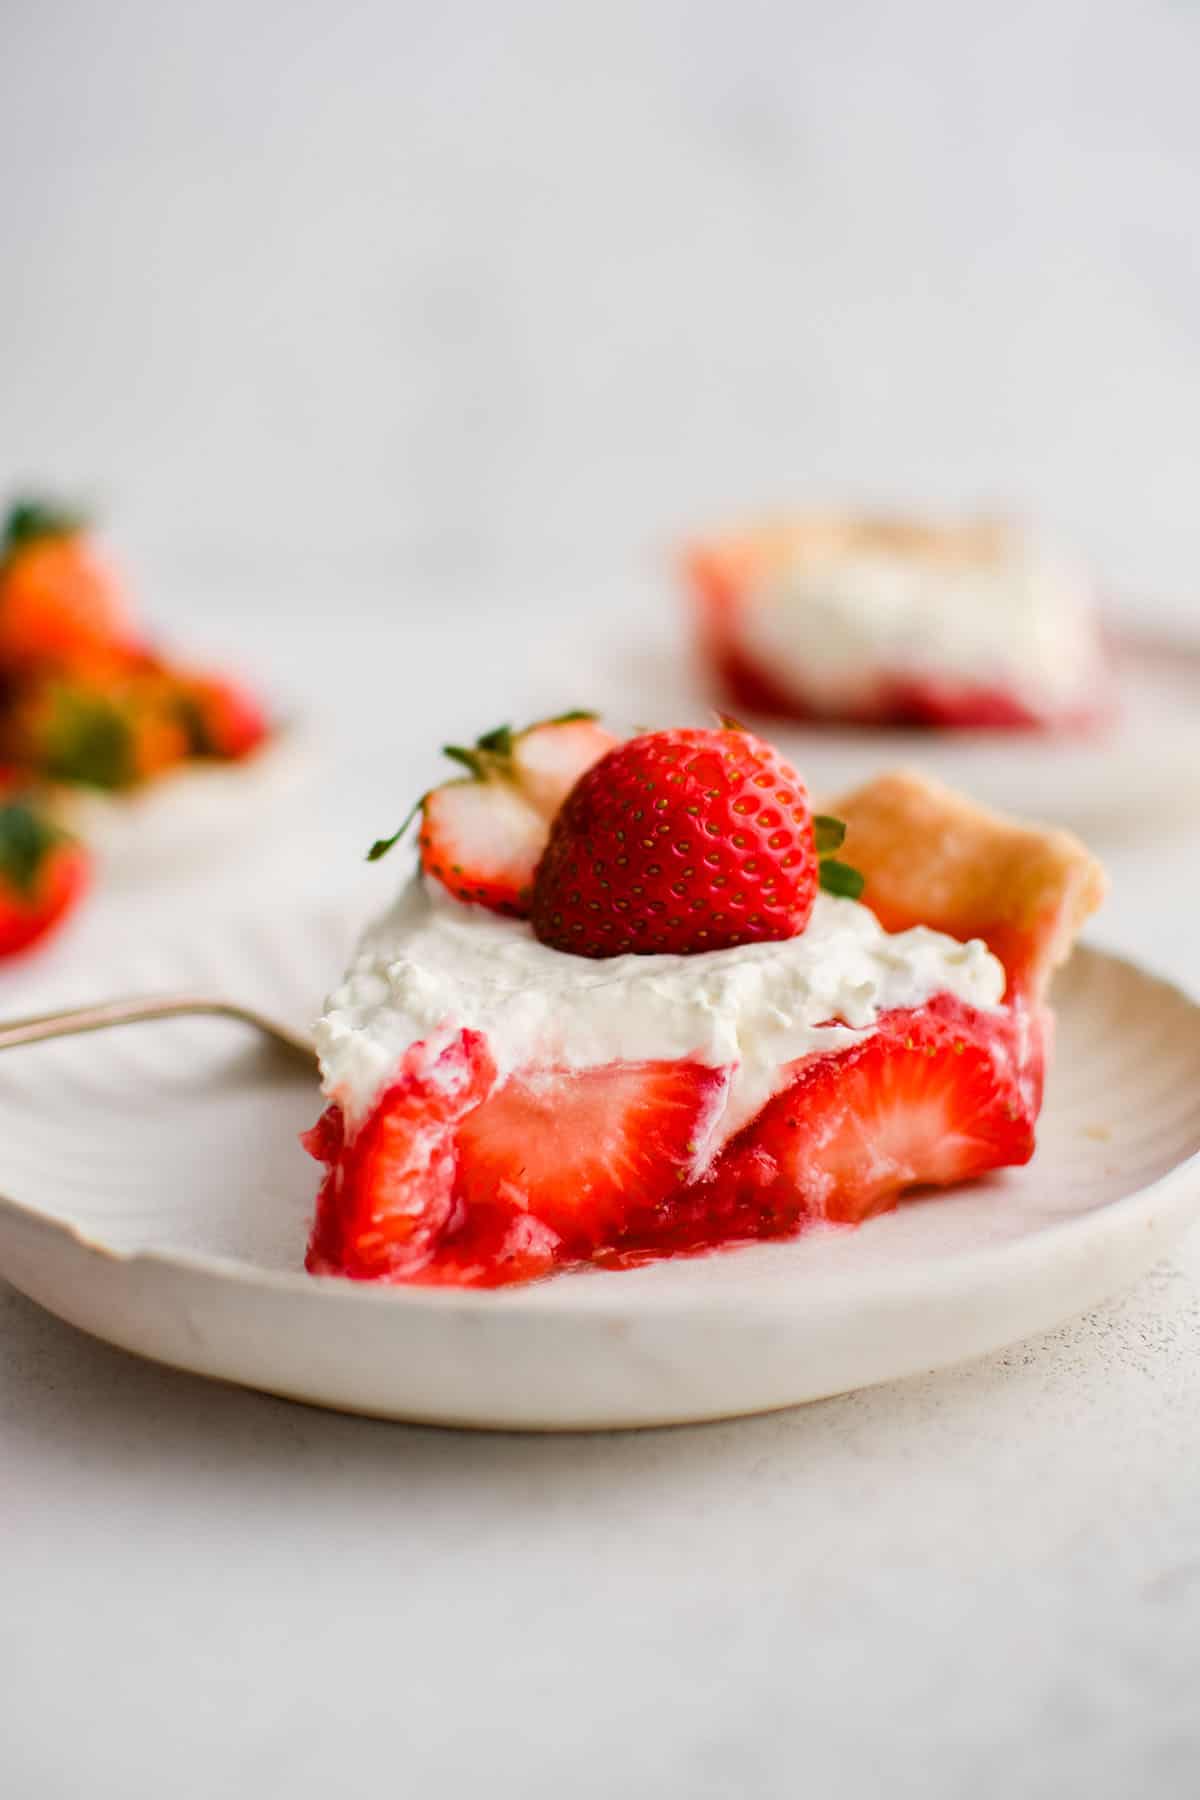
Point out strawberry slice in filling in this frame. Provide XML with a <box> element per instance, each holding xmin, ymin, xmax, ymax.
<box><xmin>304</xmin><ymin>993</ymin><xmax>1042</xmax><ymax>1287</ymax></box>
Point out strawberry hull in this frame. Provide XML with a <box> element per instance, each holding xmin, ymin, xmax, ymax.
<box><xmin>303</xmin><ymin>995</ymin><xmax>1044</xmax><ymax>1289</ymax></box>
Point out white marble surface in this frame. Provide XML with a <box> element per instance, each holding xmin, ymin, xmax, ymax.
<box><xmin>4</xmin><ymin>2</ymin><xmax>1200</xmax><ymax>1792</ymax></box>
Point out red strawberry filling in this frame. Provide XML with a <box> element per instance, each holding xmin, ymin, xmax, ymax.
<box><xmin>305</xmin><ymin>994</ymin><xmax>1041</xmax><ymax>1288</ymax></box>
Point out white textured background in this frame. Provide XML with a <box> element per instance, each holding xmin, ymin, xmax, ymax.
<box><xmin>4</xmin><ymin>0</ymin><xmax>1200</xmax><ymax>619</ymax></box>
<box><xmin>3</xmin><ymin>6</ymin><xmax>1200</xmax><ymax>1797</ymax></box>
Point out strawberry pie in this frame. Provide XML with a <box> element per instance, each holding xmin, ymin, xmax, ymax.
<box><xmin>305</xmin><ymin>715</ymin><xmax>1105</xmax><ymax>1287</ymax></box>
<box><xmin>685</xmin><ymin>514</ymin><xmax>1113</xmax><ymax>730</ymax></box>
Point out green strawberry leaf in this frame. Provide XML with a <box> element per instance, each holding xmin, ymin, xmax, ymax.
<box><xmin>442</xmin><ymin>744</ymin><xmax>487</xmax><ymax>777</ymax></box>
<box><xmin>813</xmin><ymin>814</ymin><xmax>847</xmax><ymax>856</ymax></box>
<box><xmin>818</xmin><ymin>858</ymin><xmax>865</xmax><ymax>901</ymax></box>
<box><xmin>474</xmin><ymin>723</ymin><xmax>514</xmax><ymax>756</ymax></box>
<box><xmin>0</xmin><ymin>799</ymin><xmax>63</xmax><ymax>894</ymax></box>
<box><xmin>39</xmin><ymin>687</ymin><xmax>136</xmax><ymax>790</ymax></box>
<box><xmin>368</xmin><ymin>710</ymin><xmax>600</xmax><ymax>863</ymax></box>
<box><xmin>3</xmin><ymin>497</ymin><xmax>87</xmax><ymax>559</ymax></box>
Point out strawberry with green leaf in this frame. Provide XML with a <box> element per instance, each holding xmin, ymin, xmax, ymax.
<box><xmin>531</xmin><ymin>723</ymin><xmax>863</xmax><ymax>957</ymax></box>
<box><xmin>369</xmin><ymin>711</ymin><xmax>617</xmax><ymax>916</ymax></box>
<box><xmin>0</xmin><ymin>783</ymin><xmax>90</xmax><ymax>958</ymax></box>
<box><xmin>2</xmin><ymin>678</ymin><xmax>191</xmax><ymax>790</ymax></box>
<box><xmin>0</xmin><ymin>498</ymin><xmax>141</xmax><ymax>676</ymax></box>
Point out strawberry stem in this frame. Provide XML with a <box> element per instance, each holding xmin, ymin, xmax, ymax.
<box><xmin>0</xmin><ymin>798</ymin><xmax>64</xmax><ymax>894</ymax></box>
<box><xmin>368</xmin><ymin>709</ymin><xmax>601</xmax><ymax>864</ymax></box>
<box><xmin>2</xmin><ymin>497</ymin><xmax>88</xmax><ymax>560</ymax></box>
<box><xmin>474</xmin><ymin>723</ymin><xmax>514</xmax><ymax>755</ymax></box>
<box><xmin>442</xmin><ymin>744</ymin><xmax>488</xmax><ymax>778</ymax></box>
<box><xmin>366</xmin><ymin>796</ymin><xmax>425</xmax><ymax>863</ymax></box>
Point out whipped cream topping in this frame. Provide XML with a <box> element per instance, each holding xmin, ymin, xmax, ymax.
<box><xmin>738</xmin><ymin>537</ymin><xmax>1104</xmax><ymax>716</ymax></box>
<box><xmin>316</xmin><ymin>879</ymin><xmax>1006</xmax><ymax>1145</ymax></box>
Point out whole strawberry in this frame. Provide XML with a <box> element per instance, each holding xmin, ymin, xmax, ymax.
<box><xmin>0</xmin><ymin>782</ymin><xmax>91</xmax><ymax>958</ymax></box>
<box><xmin>531</xmin><ymin>725</ymin><xmax>862</xmax><ymax>957</ymax></box>
<box><xmin>0</xmin><ymin>498</ymin><xmax>141</xmax><ymax>676</ymax></box>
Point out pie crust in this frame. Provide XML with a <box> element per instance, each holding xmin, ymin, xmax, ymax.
<box><xmin>831</xmin><ymin>768</ymin><xmax>1107</xmax><ymax>1002</ymax></box>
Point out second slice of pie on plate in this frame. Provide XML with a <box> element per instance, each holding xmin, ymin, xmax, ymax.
<box><xmin>684</xmin><ymin>513</ymin><xmax>1113</xmax><ymax>731</ymax></box>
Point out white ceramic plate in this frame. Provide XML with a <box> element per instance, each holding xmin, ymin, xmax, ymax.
<box><xmin>0</xmin><ymin>905</ymin><xmax>1198</xmax><ymax>1430</ymax></box>
<box><xmin>602</xmin><ymin>626</ymin><xmax>1200</xmax><ymax>836</ymax></box>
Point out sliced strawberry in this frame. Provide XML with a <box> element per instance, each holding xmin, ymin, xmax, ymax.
<box><xmin>713</xmin><ymin>995</ymin><xmax>1040</xmax><ymax>1228</ymax></box>
<box><xmin>507</xmin><ymin>716</ymin><xmax>616</xmax><ymax>816</ymax></box>
<box><xmin>0</xmin><ymin>790</ymin><xmax>90</xmax><ymax>958</ymax></box>
<box><xmin>305</xmin><ymin>1051</ymin><xmax>731</xmax><ymax>1286</ymax></box>
<box><xmin>420</xmin><ymin>778</ymin><xmax>554</xmax><ymax>916</ymax></box>
<box><xmin>369</xmin><ymin>711</ymin><xmax>618</xmax><ymax>917</ymax></box>
<box><xmin>305</xmin><ymin>1029</ymin><xmax>497</xmax><ymax>1281</ymax></box>
<box><xmin>304</xmin><ymin>1000</ymin><xmax>1044</xmax><ymax>1286</ymax></box>
<box><xmin>300</xmin><ymin>1102</ymin><xmax>344</xmax><ymax>1169</ymax></box>
<box><xmin>454</xmin><ymin>1059</ymin><xmax>730</xmax><ymax>1257</ymax></box>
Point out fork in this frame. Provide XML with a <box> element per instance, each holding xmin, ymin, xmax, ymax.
<box><xmin>0</xmin><ymin>995</ymin><xmax>317</xmax><ymax>1069</ymax></box>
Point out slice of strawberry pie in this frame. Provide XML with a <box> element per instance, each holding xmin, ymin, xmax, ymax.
<box><xmin>684</xmin><ymin>513</ymin><xmax>1113</xmax><ymax>730</ymax></box>
<box><xmin>305</xmin><ymin>715</ymin><xmax>1105</xmax><ymax>1287</ymax></box>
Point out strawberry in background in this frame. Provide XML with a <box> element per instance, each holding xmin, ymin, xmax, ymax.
<box><xmin>0</xmin><ymin>495</ymin><xmax>270</xmax><ymax>791</ymax></box>
<box><xmin>0</xmin><ymin>776</ymin><xmax>90</xmax><ymax>959</ymax></box>
<box><xmin>0</xmin><ymin>499</ymin><xmax>142</xmax><ymax>676</ymax></box>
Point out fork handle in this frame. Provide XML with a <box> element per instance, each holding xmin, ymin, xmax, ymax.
<box><xmin>0</xmin><ymin>995</ymin><xmax>316</xmax><ymax>1066</ymax></box>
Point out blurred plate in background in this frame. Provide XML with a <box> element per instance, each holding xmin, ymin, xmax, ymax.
<box><xmin>601</xmin><ymin>622</ymin><xmax>1200</xmax><ymax>839</ymax></box>
<box><xmin>56</xmin><ymin>719</ymin><xmax>318</xmax><ymax>880</ymax></box>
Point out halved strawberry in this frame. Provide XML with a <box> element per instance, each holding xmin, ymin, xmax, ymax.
<box><xmin>0</xmin><ymin>786</ymin><xmax>91</xmax><ymax>958</ymax></box>
<box><xmin>713</xmin><ymin>995</ymin><xmax>1041</xmax><ymax>1228</ymax></box>
<box><xmin>305</xmin><ymin>1029</ymin><xmax>497</xmax><ymax>1281</ymax></box>
<box><xmin>454</xmin><ymin>1059</ymin><xmax>730</xmax><ymax>1256</ymax></box>
<box><xmin>368</xmin><ymin>711</ymin><xmax>618</xmax><ymax>917</ymax></box>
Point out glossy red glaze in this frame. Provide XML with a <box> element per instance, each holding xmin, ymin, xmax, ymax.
<box><xmin>304</xmin><ymin>997</ymin><xmax>1043</xmax><ymax>1289</ymax></box>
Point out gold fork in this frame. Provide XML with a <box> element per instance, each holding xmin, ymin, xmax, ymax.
<box><xmin>0</xmin><ymin>995</ymin><xmax>317</xmax><ymax>1069</ymax></box>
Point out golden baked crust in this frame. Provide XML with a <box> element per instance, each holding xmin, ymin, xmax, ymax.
<box><xmin>830</xmin><ymin>769</ymin><xmax>1107</xmax><ymax>1003</ymax></box>
<box><xmin>686</xmin><ymin>513</ymin><xmax>1017</xmax><ymax>591</ymax></box>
